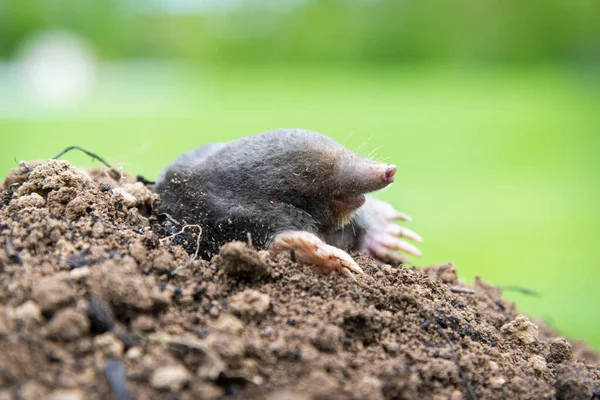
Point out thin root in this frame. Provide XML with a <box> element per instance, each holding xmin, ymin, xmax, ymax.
<box><xmin>435</xmin><ymin>324</ymin><xmax>478</xmax><ymax>400</ymax></box>
<box><xmin>161</xmin><ymin>224</ymin><xmax>203</xmax><ymax>275</ymax></box>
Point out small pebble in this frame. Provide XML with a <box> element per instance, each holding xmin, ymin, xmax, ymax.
<box><xmin>125</xmin><ymin>347</ymin><xmax>143</xmax><ymax>361</ymax></box>
<box><xmin>489</xmin><ymin>376</ymin><xmax>506</xmax><ymax>389</ymax></box>
<box><xmin>150</xmin><ymin>365</ymin><xmax>191</xmax><ymax>391</ymax></box>
<box><xmin>14</xmin><ymin>301</ymin><xmax>43</xmax><ymax>327</ymax></box>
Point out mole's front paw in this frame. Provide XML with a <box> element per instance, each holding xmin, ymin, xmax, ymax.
<box><xmin>358</xmin><ymin>197</ymin><xmax>423</xmax><ymax>264</ymax></box>
<box><xmin>269</xmin><ymin>231</ymin><xmax>364</xmax><ymax>279</ymax></box>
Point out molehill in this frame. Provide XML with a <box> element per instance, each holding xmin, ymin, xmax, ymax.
<box><xmin>0</xmin><ymin>160</ymin><xmax>598</xmax><ymax>400</ymax></box>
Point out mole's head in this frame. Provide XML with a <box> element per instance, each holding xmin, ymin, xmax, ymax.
<box><xmin>250</xmin><ymin>130</ymin><xmax>396</xmax><ymax>229</ymax></box>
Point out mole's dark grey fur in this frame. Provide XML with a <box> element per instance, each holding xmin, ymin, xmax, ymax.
<box><xmin>154</xmin><ymin>129</ymin><xmax>396</xmax><ymax>259</ymax></box>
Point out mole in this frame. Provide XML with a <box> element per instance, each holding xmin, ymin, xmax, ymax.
<box><xmin>154</xmin><ymin>129</ymin><xmax>422</xmax><ymax>279</ymax></box>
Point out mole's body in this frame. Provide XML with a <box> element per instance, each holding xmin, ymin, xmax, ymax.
<box><xmin>155</xmin><ymin>129</ymin><xmax>421</xmax><ymax>277</ymax></box>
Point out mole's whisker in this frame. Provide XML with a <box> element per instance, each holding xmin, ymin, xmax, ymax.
<box><xmin>356</xmin><ymin>135</ymin><xmax>373</xmax><ymax>156</ymax></box>
<box><xmin>366</xmin><ymin>144</ymin><xmax>384</xmax><ymax>160</ymax></box>
<box><xmin>342</xmin><ymin>131</ymin><xmax>355</xmax><ymax>144</ymax></box>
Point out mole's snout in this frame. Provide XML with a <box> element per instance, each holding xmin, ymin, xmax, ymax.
<box><xmin>365</xmin><ymin>162</ymin><xmax>396</xmax><ymax>192</ymax></box>
<box><xmin>383</xmin><ymin>165</ymin><xmax>397</xmax><ymax>183</ymax></box>
<box><xmin>338</xmin><ymin>160</ymin><xmax>398</xmax><ymax>195</ymax></box>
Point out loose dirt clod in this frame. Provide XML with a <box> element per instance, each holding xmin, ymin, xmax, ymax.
<box><xmin>217</xmin><ymin>241</ymin><xmax>270</xmax><ymax>280</ymax></box>
<box><xmin>501</xmin><ymin>314</ymin><xmax>539</xmax><ymax>345</ymax></box>
<box><xmin>547</xmin><ymin>338</ymin><xmax>574</xmax><ymax>364</ymax></box>
<box><xmin>229</xmin><ymin>289</ymin><xmax>271</xmax><ymax>320</ymax></box>
<box><xmin>43</xmin><ymin>308</ymin><xmax>90</xmax><ymax>342</ymax></box>
<box><xmin>0</xmin><ymin>160</ymin><xmax>599</xmax><ymax>399</ymax></box>
<box><xmin>32</xmin><ymin>276</ymin><xmax>76</xmax><ymax>314</ymax></box>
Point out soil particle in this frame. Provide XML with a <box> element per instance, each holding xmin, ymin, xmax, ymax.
<box><xmin>166</xmin><ymin>336</ymin><xmax>226</xmax><ymax>379</ymax></box>
<box><xmin>150</xmin><ymin>364</ymin><xmax>192</xmax><ymax>391</ymax></box>
<box><xmin>500</xmin><ymin>314</ymin><xmax>539</xmax><ymax>344</ymax></box>
<box><xmin>43</xmin><ymin>308</ymin><xmax>90</xmax><ymax>342</ymax></box>
<box><xmin>131</xmin><ymin>314</ymin><xmax>155</xmax><ymax>333</ymax></box>
<box><xmin>547</xmin><ymin>337</ymin><xmax>574</xmax><ymax>364</ymax></box>
<box><xmin>32</xmin><ymin>276</ymin><xmax>76</xmax><ymax>314</ymax></box>
<box><xmin>88</xmin><ymin>258</ymin><xmax>170</xmax><ymax>316</ymax></box>
<box><xmin>94</xmin><ymin>332</ymin><xmax>124</xmax><ymax>358</ymax></box>
<box><xmin>217</xmin><ymin>241</ymin><xmax>270</xmax><ymax>280</ymax></box>
<box><xmin>17</xmin><ymin>380</ymin><xmax>49</xmax><ymax>400</ymax></box>
<box><xmin>0</xmin><ymin>160</ymin><xmax>599</xmax><ymax>400</ymax></box>
<box><xmin>554</xmin><ymin>364</ymin><xmax>596</xmax><ymax>400</ymax></box>
<box><xmin>2</xmin><ymin>161</ymin><xmax>39</xmax><ymax>190</ymax></box>
<box><xmin>112</xmin><ymin>182</ymin><xmax>153</xmax><ymax>210</ymax></box>
<box><xmin>310</xmin><ymin>324</ymin><xmax>344</xmax><ymax>353</ymax></box>
<box><xmin>529</xmin><ymin>354</ymin><xmax>549</xmax><ymax>373</ymax></box>
<box><xmin>228</xmin><ymin>289</ymin><xmax>271</xmax><ymax>320</ymax></box>
<box><xmin>14</xmin><ymin>301</ymin><xmax>44</xmax><ymax>327</ymax></box>
<box><xmin>423</xmin><ymin>262</ymin><xmax>458</xmax><ymax>284</ymax></box>
<box><xmin>48</xmin><ymin>389</ymin><xmax>85</xmax><ymax>400</ymax></box>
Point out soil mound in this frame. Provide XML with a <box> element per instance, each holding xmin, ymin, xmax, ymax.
<box><xmin>0</xmin><ymin>160</ymin><xmax>598</xmax><ymax>400</ymax></box>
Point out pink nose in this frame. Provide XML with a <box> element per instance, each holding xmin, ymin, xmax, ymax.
<box><xmin>383</xmin><ymin>165</ymin><xmax>397</xmax><ymax>183</ymax></box>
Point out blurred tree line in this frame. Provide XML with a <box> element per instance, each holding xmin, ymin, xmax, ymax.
<box><xmin>1</xmin><ymin>0</ymin><xmax>599</xmax><ymax>64</ymax></box>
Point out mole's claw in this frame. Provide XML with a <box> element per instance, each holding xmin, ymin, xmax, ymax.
<box><xmin>270</xmin><ymin>230</ymin><xmax>363</xmax><ymax>277</ymax></box>
<box><xmin>358</xmin><ymin>196</ymin><xmax>422</xmax><ymax>264</ymax></box>
<box><xmin>367</xmin><ymin>232</ymin><xmax>423</xmax><ymax>257</ymax></box>
<box><xmin>386</xmin><ymin>225</ymin><xmax>423</xmax><ymax>243</ymax></box>
<box><xmin>336</xmin><ymin>255</ymin><xmax>364</xmax><ymax>275</ymax></box>
<box><xmin>393</xmin><ymin>211</ymin><xmax>413</xmax><ymax>222</ymax></box>
<box><xmin>366</xmin><ymin>242</ymin><xmax>411</xmax><ymax>264</ymax></box>
<box><xmin>386</xmin><ymin>252</ymin><xmax>411</xmax><ymax>264</ymax></box>
<box><xmin>384</xmin><ymin>238</ymin><xmax>423</xmax><ymax>257</ymax></box>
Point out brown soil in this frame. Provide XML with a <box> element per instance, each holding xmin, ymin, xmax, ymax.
<box><xmin>0</xmin><ymin>159</ymin><xmax>598</xmax><ymax>400</ymax></box>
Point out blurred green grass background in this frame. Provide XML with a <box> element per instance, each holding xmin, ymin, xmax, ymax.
<box><xmin>1</xmin><ymin>0</ymin><xmax>599</xmax><ymax>348</ymax></box>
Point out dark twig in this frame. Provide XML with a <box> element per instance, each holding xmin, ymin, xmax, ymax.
<box><xmin>53</xmin><ymin>146</ymin><xmax>122</xmax><ymax>179</ymax></box>
<box><xmin>104</xmin><ymin>358</ymin><xmax>130</xmax><ymax>400</ymax></box>
<box><xmin>498</xmin><ymin>285</ymin><xmax>540</xmax><ymax>297</ymax></box>
<box><xmin>53</xmin><ymin>146</ymin><xmax>113</xmax><ymax>168</ymax></box>
<box><xmin>136</xmin><ymin>175</ymin><xmax>155</xmax><ymax>185</ymax></box>
<box><xmin>449</xmin><ymin>286</ymin><xmax>476</xmax><ymax>295</ymax></box>
<box><xmin>436</xmin><ymin>324</ymin><xmax>478</xmax><ymax>400</ymax></box>
<box><xmin>495</xmin><ymin>300</ymin><xmax>506</xmax><ymax>311</ymax></box>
